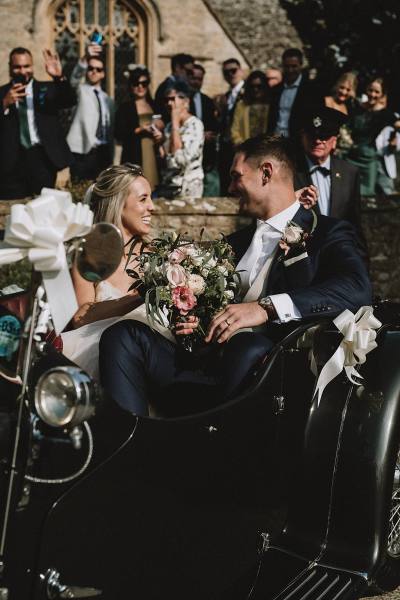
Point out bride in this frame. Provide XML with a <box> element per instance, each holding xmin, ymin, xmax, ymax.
<box><xmin>62</xmin><ymin>163</ymin><xmax>197</xmax><ymax>378</ymax></box>
<box><xmin>63</xmin><ymin>163</ymin><xmax>317</xmax><ymax>378</ymax></box>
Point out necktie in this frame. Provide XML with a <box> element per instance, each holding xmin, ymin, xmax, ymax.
<box><xmin>237</xmin><ymin>223</ymin><xmax>280</xmax><ymax>293</ymax></box>
<box><xmin>310</xmin><ymin>165</ymin><xmax>330</xmax><ymax>176</ymax></box>
<box><xmin>94</xmin><ymin>89</ymin><xmax>104</xmax><ymax>141</ymax></box>
<box><xmin>18</xmin><ymin>98</ymin><xmax>32</xmax><ymax>149</ymax></box>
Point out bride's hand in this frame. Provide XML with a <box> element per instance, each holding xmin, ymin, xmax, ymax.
<box><xmin>174</xmin><ymin>315</ymin><xmax>199</xmax><ymax>336</ymax></box>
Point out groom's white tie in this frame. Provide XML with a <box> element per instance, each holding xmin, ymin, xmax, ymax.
<box><xmin>237</xmin><ymin>220</ymin><xmax>282</xmax><ymax>295</ymax></box>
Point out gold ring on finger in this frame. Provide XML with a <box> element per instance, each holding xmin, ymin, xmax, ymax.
<box><xmin>225</xmin><ymin>319</ymin><xmax>231</xmax><ymax>327</ymax></box>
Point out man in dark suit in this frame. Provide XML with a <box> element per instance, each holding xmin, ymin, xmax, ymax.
<box><xmin>216</xmin><ymin>58</ymin><xmax>245</xmax><ymax>195</ymax></box>
<box><xmin>294</xmin><ymin>106</ymin><xmax>366</xmax><ymax>253</ymax></box>
<box><xmin>0</xmin><ymin>47</ymin><xmax>76</xmax><ymax>199</ymax></box>
<box><xmin>268</xmin><ymin>48</ymin><xmax>321</xmax><ymax>139</ymax></box>
<box><xmin>99</xmin><ymin>135</ymin><xmax>372</xmax><ymax>416</ymax></box>
<box><xmin>188</xmin><ymin>63</ymin><xmax>220</xmax><ymax>196</ymax></box>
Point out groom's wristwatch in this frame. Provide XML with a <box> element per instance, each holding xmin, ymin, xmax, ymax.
<box><xmin>258</xmin><ymin>296</ymin><xmax>278</xmax><ymax>321</ymax></box>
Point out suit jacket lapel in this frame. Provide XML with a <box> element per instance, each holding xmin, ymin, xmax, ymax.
<box><xmin>266</xmin><ymin>205</ymin><xmax>314</xmax><ymax>294</ymax></box>
<box><xmin>329</xmin><ymin>156</ymin><xmax>344</xmax><ymax>218</ymax></box>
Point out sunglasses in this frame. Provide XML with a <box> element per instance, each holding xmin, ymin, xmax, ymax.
<box><xmin>133</xmin><ymin>79</ymin><xmax>150</xmax><ymax>87</ymax></box>
<box><xmin>164</xmin><ymin>95</ymin><xmax>186</xmax><ymax>103</ymax></box>
<box><xmin>249</xmin><ymin>84</ymin><xmax>263</xmax><ymax>90</ymax></box>
<box><xmin>87</xmin><ymin>66</ymin><xmax>104</xmax><ymax>73</ymax></box>
<box><xmin>223</xmin><ymin>67</ymin><xmax>238</xmax><ymax>76</ymax></box>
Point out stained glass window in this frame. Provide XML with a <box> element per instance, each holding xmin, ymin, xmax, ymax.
<box><xmin>53</xmin><ymin>0</ymin><xmax>143</xmax><ymax>101</ymax></box>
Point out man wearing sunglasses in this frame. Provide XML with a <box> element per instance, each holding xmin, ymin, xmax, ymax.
<box><xmin>67</xmin><ymin>43</ymin><xmax>115</xmax><ymax>181</ymax></box>
<box><xmin>218</xmin><ymin>58</ymin><xmax>245</xmax><ymax>194</ymax></box>
<box><xmin>295</xmin><ymin>107</ymin><xmax>367</xmax><ymax>258</ymax></box>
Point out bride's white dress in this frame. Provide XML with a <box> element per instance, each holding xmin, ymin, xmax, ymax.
<box><xmin>61</xmin><ymin>281</ymin><xmax>174</xmax><ymax>379</ymax></box>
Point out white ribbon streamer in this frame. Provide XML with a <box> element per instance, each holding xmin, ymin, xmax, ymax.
<box><xmin>313</xmin><ymin>306</ymin><xmax>382</xmax><ymax>405</ymax></box>
<box><xmin>0</xmin><ymin>188</ymin><xmax>93</xmax><ymax>333</ymax></box>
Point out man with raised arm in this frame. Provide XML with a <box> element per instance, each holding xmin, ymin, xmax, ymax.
<box><xmin>0</xmin><ymin>47</ymin><xmax>76</xmax><ymax>199</ymax></box>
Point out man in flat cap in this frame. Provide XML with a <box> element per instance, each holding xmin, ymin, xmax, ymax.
<box><xmin>295</xmin><ymin>106</ymin><xmax>366</xmax><ymax>255</ymax></box>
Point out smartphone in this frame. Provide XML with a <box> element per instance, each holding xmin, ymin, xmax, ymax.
<box><xmin>150</xmin><ymin>114</ymin><xmax>162</xmax><ymax>131</ymax></box>
<box><xmin>12</xmin><ymin>74</ymin><xmax>26</xmax><ymax>86</ymax></box>
<box><xmin>90</xmin><ymin>31</ymin><xmax>103</xmax><ymax>44</ymax></box>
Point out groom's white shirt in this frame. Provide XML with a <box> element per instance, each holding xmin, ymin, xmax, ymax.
<box><xmin>236</xmin><ymin>199</ymin><xmax>302</xmax><ymax>323</ymax></box>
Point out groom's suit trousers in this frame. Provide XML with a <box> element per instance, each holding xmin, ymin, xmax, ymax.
<box><xmin>99</xmin><ymin>320</ymin><xmax>273</xmax><ymax>416</ymax></box>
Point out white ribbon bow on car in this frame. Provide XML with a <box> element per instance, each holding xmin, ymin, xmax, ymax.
<box><xmin>313</xmin><ymin>306</ymin><xmax>382</xmax><ymax>405</ymax></box>
<box><xmin>0</xmin><ymin>188</ymin><xmax>93</xmax><ymax>333</ymax></box>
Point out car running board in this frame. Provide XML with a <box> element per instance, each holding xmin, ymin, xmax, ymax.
<box><xmin>247</xmin><ymin>547</ymin><xmax>369</xmax><ymax>600</ymax></box>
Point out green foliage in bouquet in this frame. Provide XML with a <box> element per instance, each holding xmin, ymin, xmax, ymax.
<box><xmin>127</xmin><ymin>232</ymin><xmax>241</xmax><ymax>348</ymax></box>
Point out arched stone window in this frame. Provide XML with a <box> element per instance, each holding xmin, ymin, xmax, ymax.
<box><xmin>53</xmin><ymin>0</ymin><xmax>148</xmax><ymax>101</ymax></box>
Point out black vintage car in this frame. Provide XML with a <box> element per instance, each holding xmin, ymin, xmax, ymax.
<box><xmin>0</xmin><ymin>225</ymin><xmax>400</xmax><ymax>600</ymax></box>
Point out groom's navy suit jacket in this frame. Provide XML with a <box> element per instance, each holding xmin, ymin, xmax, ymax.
<box><xmin>227</xmin><ymin>206</ymin><xmax>372</xmax><ymax>323</ymax></box>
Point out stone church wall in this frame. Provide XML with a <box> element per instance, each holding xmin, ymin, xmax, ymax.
<box><xmin>0</xmin><ymin>0</ymin><xmax>253</xmax><ymax>97</ymax></box>
<box><xmin>2</xmin><ymin>198</ymin><xmax>399</xmax><ymax>302</ymax></box>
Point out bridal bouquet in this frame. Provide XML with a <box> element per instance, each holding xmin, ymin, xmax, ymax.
<box><xmin>128</xmin><ymin>233</ymin><xmax>240</xmax><ymax>349</ymax></box>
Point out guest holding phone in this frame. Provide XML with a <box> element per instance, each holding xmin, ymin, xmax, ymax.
<box><xmin>67</xmin><ymin>39</ymin><xmax>115</xmax><ymax>181</ymax></box>
<box><xmin>0</xmin><ymin>46</ymin><xmax>76</xmax><ymax>199</ymax></box>
<box><xmin>115</xmin><ymin>67</ymin><xmax>163</xmax><ymax>190</ymax></box>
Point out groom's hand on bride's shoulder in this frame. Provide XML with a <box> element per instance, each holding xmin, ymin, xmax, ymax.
<box><xmin>205</xmin><ymin>302</ymin><xmax>268</xmax><ymax>344</ymax></box>
<box><xmin>174</xmin><ymin>315</ymin><xmax>200</xmax><ymax>336</ymax></box>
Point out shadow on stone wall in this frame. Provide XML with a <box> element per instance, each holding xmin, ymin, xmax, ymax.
<box><xmin>1</xmin><ymin>196</ymin><xmax>399</xmax><ymax>302</ymax></box>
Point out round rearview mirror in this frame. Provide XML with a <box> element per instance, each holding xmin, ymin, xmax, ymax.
<box><xmin>75</xmin><ymin>223</ymin><xmax>123</xmax><ymax>283</ymax></box>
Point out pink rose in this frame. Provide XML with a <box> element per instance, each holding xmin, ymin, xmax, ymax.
<box><xmin>172</xmin><ymin>286</ymin><xmax>197</xmax><ymax>313</ymax></box>
<box><xmin>168</xmin><ymin>248</ymin><xmax>186</xmax><ymax>263</ymax></box>
<box><xmin>166</xmin><ymin>264</ymin><xmax>187</xmax><ymax>287</ymax></box>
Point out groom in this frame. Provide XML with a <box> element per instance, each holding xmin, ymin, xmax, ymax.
<box><xmin>99</xmin><ymin>135</ymin><xmax>372</xmax><ymax>416</ymax></box>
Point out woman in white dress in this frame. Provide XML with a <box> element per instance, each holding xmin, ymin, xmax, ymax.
<box><xmin>62</xmin><ymin>163</ymin><xmax>195</xmax><ymax>378</ymax></box>
<box><xmin>160</xmin><ymin>81</ymin><xmax>204</xmax><ymax>198</ymax></box>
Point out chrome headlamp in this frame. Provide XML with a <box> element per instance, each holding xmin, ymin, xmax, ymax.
<box><xmin>34</xmin><ymin>366</ymin><xmax>97</xmax><ymax>427</ymax></box>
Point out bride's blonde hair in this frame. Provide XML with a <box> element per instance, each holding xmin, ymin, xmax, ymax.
<box><xmin>85</xmin><ymin>163</ymin><xmax>144</xmax><ymax>229</ymax></box>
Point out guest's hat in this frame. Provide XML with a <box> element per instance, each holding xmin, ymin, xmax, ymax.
<box><xmin>301</xmin><ymin>106</ymin><xmax>347</xmax><ymax>138</ymax></box>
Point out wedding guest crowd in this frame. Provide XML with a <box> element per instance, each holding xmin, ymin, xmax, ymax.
<box><xmin>1</xmin><ymin>42</ymin><xmax>400</xmax><ymax>207</ymax></box>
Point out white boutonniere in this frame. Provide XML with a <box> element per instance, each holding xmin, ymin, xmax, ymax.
<box><xmin>279</xmin><ymin>210</ymin><xmax>317</xmax><ymax>261</ymax></box>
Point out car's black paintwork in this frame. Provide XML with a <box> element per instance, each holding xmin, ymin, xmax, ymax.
<box><xmin>0</xmin><ymin>302</ymin><xmax>399</xmax><ymax>599</ymax></box>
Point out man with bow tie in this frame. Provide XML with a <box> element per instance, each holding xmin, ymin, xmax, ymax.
<box><xmin>294</xmin><ymin>107</ymin><xmax>366</xmax><ymax>255</ymax></box>
<box><xmin>99</xmin><ymin>135</ymin><xmax>371</xmax><ymax>416</ymax></box>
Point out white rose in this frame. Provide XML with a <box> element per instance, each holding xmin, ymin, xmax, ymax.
<box><xmin>165</xmin><ymin>264</ymin><xmax>187</xmax><ymax>288</ymax></box>
<box><xmin>283</xmin><ymin>223</ymin><xmax>303</xmax><ymax>244</ymax></box>
<box><xmin>201</xmin><ymin>267</ymin><xmax>210</xmax><ymax>277</ymax></box>
<box><xmin>187</xmin><ymin>274</ymin><xmax>206</xmax><ymax>295</ymax></box>
<box><xmin>224</xmin><ymin>289</ymin><xmax>234</xmax><ymax>300</ymax></box>
<box><xmin>185</xmin><ymin>244</ymin><xmax>197</xmax><ymax>257</ymax></box>
<box><xmin>217</xmin><ymin>265</ymin><xmax>228</xmax><ymax>276</ymax></box>
<box><xmin>191</xmin><ymin>255</ymin><xmax>204</xmax><ymax>267</ymax></box>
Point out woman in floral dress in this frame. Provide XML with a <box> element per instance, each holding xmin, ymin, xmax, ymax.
<box><xmin>160</xmin><ymin>81</ymin><xmax>204</xmax><ymax>198</ymax></box>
